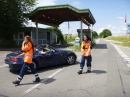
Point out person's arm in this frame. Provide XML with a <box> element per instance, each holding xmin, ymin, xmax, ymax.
<box><xmin>81</xmin><ymin>42</ymin><xmax>84</xmax><ymax>53</ymax></box>
<box><xmin>17</xmin><ymin>53</ymin><xmax>24</xmax><ymax>58</ymax></box>
<box><xmin>41</xmin><ymin>51</ymin><xmax>47</xmax><ymax>54</ymax></box>
<box><xmin>22</xmin><ymin>42</ymin><xmax>32</xmax><ymax>52</ymax></box>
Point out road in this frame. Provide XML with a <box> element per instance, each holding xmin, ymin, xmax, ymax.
<box><xmin>0</xmin><ymin>39</ymin><xmax>130</xmax><ymax>97</ymax></box>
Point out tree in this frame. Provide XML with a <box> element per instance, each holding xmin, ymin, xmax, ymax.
<box><xmin>0</xmin><ymin>0</ymin><xmax>36</xmax><ymax>39</ymax></box>
<box><xmin>47</xmin><ymin>27</ymin><xmax>65</xmax><ymax>44</ymax></box>
<box><xmin>99</xmin><ymin>29</ymin><xmax>112</xmax><ymax>38</ymax></box>
<box><xmin>99</xmin><ymin>32</ymin><xmax>103</xmax><ymax>38</ymax></box>
<box><xmin>92</xmin><ymin>31</ymin><xmax>98</xmax><ymax>38</ymax></box>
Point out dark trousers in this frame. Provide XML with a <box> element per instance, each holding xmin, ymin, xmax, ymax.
<box><xmin>80</xmin><ymin>55</ymin><xmax>92</xmax><ymax>70</ymax></box>
<box><xmin>18</xmin><ymin>62</ymin><xmax>38</xmax><ymax>81</ymax></box>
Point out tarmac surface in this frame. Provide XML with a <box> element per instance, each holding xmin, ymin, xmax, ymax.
<box><xmin>0</xmin><ymin>39</ymin><xmax>130</xmax><ymax>97</ymax></box>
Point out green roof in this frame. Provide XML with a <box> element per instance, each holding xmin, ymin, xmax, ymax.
<box><xmin>26</xmin><ymin>4</ymin><xmax>96</xmax><ymax>27</ymax></box>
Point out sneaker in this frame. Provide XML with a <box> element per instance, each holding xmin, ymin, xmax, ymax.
<box><xmin>86</xmin><ymin>70</ymin><xmax>91</xmax><ymax>73</ymax></box>
<box><xmin>12</xmin><ymin>80</ymin><xmax>20</xmax><ymax>85</ymax></box>
<box><xmin>77</xmin><ymin>70</ymin><xmax>82</xmax><ymax>74</ymax></box>
<box><xmin>33</xmin><ymin>77</ymin><xmax>40</xmax><ymax>82</ymax></box>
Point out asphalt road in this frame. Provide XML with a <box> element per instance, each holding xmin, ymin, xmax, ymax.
<box><xmin>0</xmin><ymin>39</ymin><xmax>130</xmax><ymax>97</ymax></box>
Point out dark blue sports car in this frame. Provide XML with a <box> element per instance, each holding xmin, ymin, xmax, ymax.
<box><xmin>5</xmin><ymin>44</ymin><xmax>77</xmax><ymax>72</ymax></box>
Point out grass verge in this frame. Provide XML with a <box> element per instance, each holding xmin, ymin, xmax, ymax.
<box><xmin>105</xmin><ymin>36</ymin><xmax>130</xmax><ymax>47</ymax></box>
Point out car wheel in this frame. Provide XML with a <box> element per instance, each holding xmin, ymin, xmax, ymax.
<box><xmin>67</xmin><ymin>54</ymin><xmax>76</xmax><ymax>65</ymax></box>
<box><xmin>27</xmin><ymin>61</ymin><xmax>37</xmax><ymax>73</ymax></box>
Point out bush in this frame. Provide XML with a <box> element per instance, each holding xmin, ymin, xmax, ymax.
<box><xmin>0</xmin><ymin>40</ymin><xmax>16</xmax><ymax>47</ymax></box>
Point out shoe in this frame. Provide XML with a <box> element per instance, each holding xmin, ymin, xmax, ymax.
<box><xmin>12</xmin><ymin>80</ymin><xmax>20</xmax><ymax>85</ymax></box>
<box><xmin>86</xmin><ymin>70</ymin><xmax>91</xmax><ymax>73</ymax></box>
<box><xmin>33</xmin><ymin>77</ymin><xmax>40</xmax><ymax>82</ymax></box>
<box><xmin>77</xmin><ymin>70</ymin><xmax>82</xmax><ymax>74</ymax></box>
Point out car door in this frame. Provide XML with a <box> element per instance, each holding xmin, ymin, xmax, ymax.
<box><xmin>35</xmin><ymin>52</ymin><xmax>54</xmax><ymax>67</ymax></box>
<box><xmin>50</xmin><ymin>48</ymin><xmax>66</xmax><ymax>65</ymax></box>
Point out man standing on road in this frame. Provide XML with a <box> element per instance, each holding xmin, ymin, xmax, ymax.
<box><xmin>77</xmin><ymin>35</ymin><xmax>92</xmax><ymax>74</ymax></box>
<box><xmin>13</xmin><ymin>35</ymin><xmax>40</xmax><ymax>85</ymax></box>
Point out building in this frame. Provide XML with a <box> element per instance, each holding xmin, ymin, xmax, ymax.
<box><xmin>77</xmin><ymin>29</ymin><xmax>93</xmax><ymax>41</ymax></box>
<box><xmin>13</xmin><ymin>27</ymin><xmax>57</xmax><ymax>46</ymax></box>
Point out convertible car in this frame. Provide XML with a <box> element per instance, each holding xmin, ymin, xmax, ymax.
<box><xmin>5</xmin><ymin>44</ymin><xmax>77</xmax><ymax>72</ymax></box>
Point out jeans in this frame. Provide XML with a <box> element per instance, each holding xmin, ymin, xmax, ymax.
<box><xmin>19</xmin><ymin>62</ymin><xmax>38</xmax><ymax>78</ymax></box>
<box><xmin>80</xmin><ymin>55</ymin><xmax>92</xmax><ymax>69</ymax></box>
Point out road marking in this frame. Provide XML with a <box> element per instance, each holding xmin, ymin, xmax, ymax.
<box><xmin>110</xmin><ymin>42</ymin><xmax>130</xmax><ymax>68</ymax></box>
<box><xmin>127</xmin><ymin>64</ymin><xmax>130</xmax><ymax>68</ymax></box>
<box><xmin>0</xmin><ymin>65</ymin><xmax>7</xmax><ymax>68</ymax></box>
<box><xmin>24</xmin><ymin>68</ymin><xmax>65</xmax><ymax>95</ymax></box>
<box><xmin>78</xmin><ymin>56</ymin><xmax>81</xmax><ymax>59</ymax></box>
<box><xmin>96</xmin><ymin>39</ymin><xmax>100</xmax><ymax>44</ymax></box>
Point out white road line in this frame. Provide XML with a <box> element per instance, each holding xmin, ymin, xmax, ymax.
<box><xmin>127</xmin><ymin>64</ymin><xmax>130</xmax><ymax>68</ymax></box>
<box><xmin>0</xmin><ymin>65</ymin><xmax>7</xmax><ymax>68</ymax></box>
<box><xmin>24</xmin><ymin>68</ymin><xmax>65</xmax><ymax>95</ymax></box>
<box><xmin>110</xmin><ymin>42</ymin><xmax>130</xmax><ymax>68</ymax></box>
<box><xmin>124</xmin><ymin>58</ymin><xmax>130</xmax><ymax>60</ymax></box>
<box><xmin>78</xmin><ymin>56</ymin><xmax>81</xmax><ymax>59</ymax></box>
<box><xmin>96</xmin><ymin>39</ymin><xmax>100</xmax><ymax>43</ymax></box>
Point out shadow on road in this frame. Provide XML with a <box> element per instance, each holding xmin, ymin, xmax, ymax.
<box><xmin>91</xmin><ymin>70</ymin><xmax>107</xmax><ymax>74</ymax></box>
<box><xmin>0</xmin><ymin>94</ymin><xmax>9</xmax><ymax>97</ymax></box>
<box><xmin>10</xmin><ymin>61</ymin><xmax>80</xmax><ymax>75</ymax></box>
<box><xmin>42</xmin><ymin>78</ymin><xmax>56</xmax><ymax>84</ymax></box>
<box><xmin>93</xmin><ymin>44</ymin><xmax>107</xmax><ymax>49</ymax></box>
<box><xmin>17</xmin><ymin>78</ymin><xmax>56</xmax><ymax>86</ymax></box>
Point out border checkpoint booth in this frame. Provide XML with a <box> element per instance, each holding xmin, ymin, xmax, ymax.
<box><xmin>25</xmin><ymin>4</ymin><xmax>96</xmax><ymax>45</ymax></box>
<box><xmin>77</xmin><ymin>29</ymin><xmax>93</xmax><ymax>42</ymax></box>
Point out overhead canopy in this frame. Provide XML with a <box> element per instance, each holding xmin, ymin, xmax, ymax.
<box><xmin>26</xmin><ymin>4</ymin><xmax>96</xmax><ymax>27</ymax></box>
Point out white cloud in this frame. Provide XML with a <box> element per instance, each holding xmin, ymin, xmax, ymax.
<box><xmin>97</xmin><ymin>24</ymin><xmax>112</xmax><ymax>34</ymax></box>
<box><xmin>36</xmin><ymin>0</ymin><xmax>57</xmax><ymax>7</ymax></box>
<box><xmin>97</xmin><ymin>28</ymin><xmax>104</xmax><ymax>34</ymax></box>
<box><xmin>91</xmin><ymin>23</ymin><xmax>127</xmax><ymax>36</ymax></box>
<box><xmin>59</xmin><ymin>24</ymin><xmax>66</xmax><ymax>29</ymax></box>
<box><xmin>112</xmin><ymin>27</ymin><xmax>115</xmax><ymax>29</ymax></box>
<box><xmin>106</xmin><ymin>24</ymin><xmax>112</xmax><ymax>28</ymax></box>
<box><xmin>117</xmin><ymin>17</ymin><xmax>125</xmax><ymax>20</ymax></box>
<box><xmin>71</xmin><ymin>0</ymin><xmax>82</xmax><ymax>8</ymax></box>
<box><xmin>72</xmin><ymin>1</ymin><xmax>81</xmax><ymax>6</ymax></box>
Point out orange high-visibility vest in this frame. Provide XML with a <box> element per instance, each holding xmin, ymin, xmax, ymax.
<box><xmin>21</xmin><ymin>42</ymin><xmax>33</xmax><ymax>64</ymax></box>
<box><xmin>81</xmin><ymin>41</ymin><xmax>91</xmax><ymax>56</ymax></box>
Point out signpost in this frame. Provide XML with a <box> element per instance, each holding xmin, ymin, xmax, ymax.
<box><xmin>74</xmin><ymin>37</ymin><xmax>80</xmax><ymax>46</ymax></box>
<box><xmin>127</xmin><ymin>24</ymin><xmax>130</xmax><ymax>34</ymax></box>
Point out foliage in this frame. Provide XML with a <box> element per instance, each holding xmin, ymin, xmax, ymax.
<box><xmin>92</xmin><ymin>31</ymin><xmax>98</xmax><ymax>38</ymax></box>
<box><xmin>46</xmin><ymin>27</ymin><xmax>65</xmax><ymax>44</ymax></box>
<box><xmin>65</xmin><ymin>36</ymin><xmax>76</xmax><ymax>43</ymax></box>
<box><xmin>67</xmin><ymin>38</ymin><xmax>97</xmax><ymax>51</ymax></box>
<box><xmin>67</xmin><ymin>45</ymin><xmax>81</xmax><ymax>51</ymax></box>
<box><xmin>0</xmin><ymin>0</ymin><xmax>36</xmax><ymax>39</ymax></box>
<box><xmin>99</xmin><ymin>29</ymin><xmax>112</xmax><ymax>38</ymax></box>
<box><xmin>106</xmin><ymin>36</ymin><xmax>130</xmax><ymax>47</ymax></box>
<box><xmin>0</xmin><ymin>40</ymin><xmax>16</xmax><ymax>47</ymax></box>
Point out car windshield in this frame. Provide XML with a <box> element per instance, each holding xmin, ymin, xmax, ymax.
<box><xmin>41</xmin><ymin>45</ymin><xmax>56</xmax><ymax>52</ymax></box>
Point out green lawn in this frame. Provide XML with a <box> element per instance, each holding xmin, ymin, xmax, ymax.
<box><xmin>65</xmin><ymin>36</ymin><xmax>97</xmax><ymax>51</ymax></box>
<box><xmin>64</xmin><ymin>36</ymin><xmax>76</xmax><ymax>43</ymax></box>
<box><xmin>105</xmin><ymin>36</ymin><xmax>130</xmax><ymax>47</ymax></box>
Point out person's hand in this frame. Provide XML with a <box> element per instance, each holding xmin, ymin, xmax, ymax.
<box><xmin>44</xmin><ymin>51</ymin><xmax>47</xmax><ymax>54</ymax></box>
<box><xmin>43</xmin><ymin>51</ymin><xmax>47</xmax><ymax>54</ymax></box>
<box><xmin>17</xmin><ymin>54</ymin><xmax>22</xmax><ymax>58</ymax></box>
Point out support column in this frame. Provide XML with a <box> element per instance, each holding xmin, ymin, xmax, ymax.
<box><xmin>36</xmin><ymin>22</ymin><xmax>38</xmax><ymax>45</ymax></box>
<box><xmin>88</xmin><ymin>25</ymin><xmax>92</xmax><ymax>39</ymax></box>
<box><xmin>56</xmin><ymin>27</ymin><xmax>58</xmax><ymax>44</ymax></box>
<box><xmin>80</xmin><ymin>20</ymin><xmax>83</xmax><ymax>41</ymax></box>
<box><xmin>18</xmin><ymin>33</ymin><xmax>19</xmax><ymax>46</ymax></box>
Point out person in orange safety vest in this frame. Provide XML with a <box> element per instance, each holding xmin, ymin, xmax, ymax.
<box><xmin>13</xmin><ymin>35</ymin><xmax>40</xmax><ymax>85</ymax></box>
<box><xmin>77</xmin><ymin>35</ymin><xmax>92</xmax><ymax>74</ymax></box>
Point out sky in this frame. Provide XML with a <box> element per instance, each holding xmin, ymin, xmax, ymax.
<box><xmin>27</xmin><ymin>0</ymin><xmax>130</xmax><ymax>36</ymax></box>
